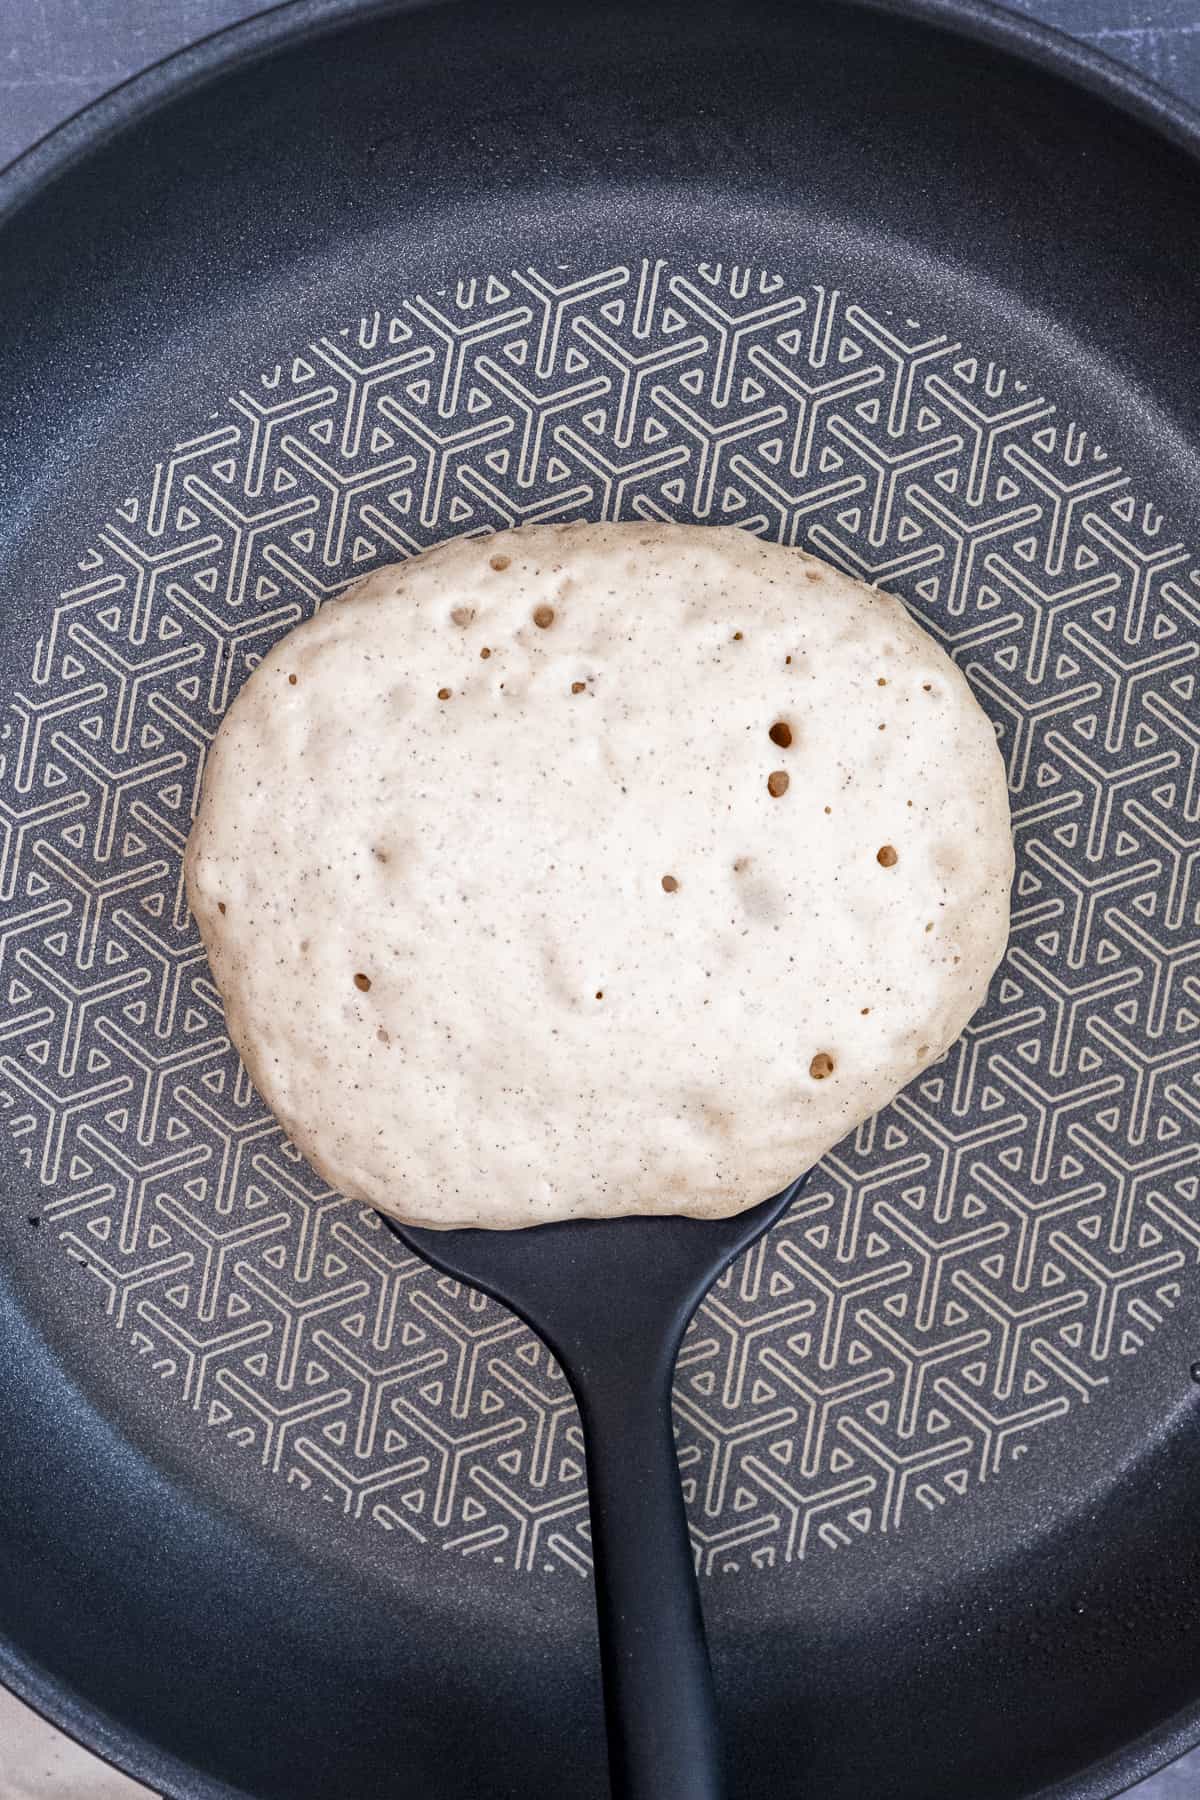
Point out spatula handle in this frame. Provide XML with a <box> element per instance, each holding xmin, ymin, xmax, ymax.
<box><xmin>576</xmin><ymin>1353</ymin><xmax>724</xmax><ymax>1800</ymax></box>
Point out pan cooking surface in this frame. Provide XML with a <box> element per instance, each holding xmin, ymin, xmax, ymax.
<box><xmin>2</xmin><ymin>3</ymin><xmax>1200</xmax><ymax>1797</ymax></box>
<box><xmin>4</xmin><ymin>257</ymin><xmax>1199</xmax><ymax>1575</ymax></box>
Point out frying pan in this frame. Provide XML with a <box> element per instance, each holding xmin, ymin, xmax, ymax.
<box><xmin>2</xmin><ymin>1</ymin><xmax>1200</xmax><ymax>1795</ymax></box>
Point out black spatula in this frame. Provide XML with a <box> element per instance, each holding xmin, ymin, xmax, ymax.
<box><xmin>389</xmin><ymin>1181</ymin><xmax>804</xmax><ymax>1800</ymax></box>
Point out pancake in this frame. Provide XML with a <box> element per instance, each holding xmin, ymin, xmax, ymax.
<box><xmin>184</xmin><ymin>523</ymin><xmax>1013</xmax><ymax>1228</ymax></box>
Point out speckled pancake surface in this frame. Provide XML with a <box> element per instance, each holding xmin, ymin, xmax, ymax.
<box><xmin>184</xmin><ymin>523</ymin><xmax>1013</xmax><ymax>1228</ymax></box>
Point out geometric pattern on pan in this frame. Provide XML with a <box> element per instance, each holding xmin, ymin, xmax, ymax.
<box><xmin>1</xmin><ymin>258</ymin><xmax>1197</xmax><ymax>1577</ymax></box>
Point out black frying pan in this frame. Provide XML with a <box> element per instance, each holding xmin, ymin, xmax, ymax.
<box><xmin>2</xmin><ymin>1</ymin><xmax>1200</xmax><ymax>1795</ymax></box>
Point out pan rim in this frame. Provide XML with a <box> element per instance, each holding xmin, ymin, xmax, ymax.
<box><xmin>1</xmin><ymin>1</ymin><xmax>1200</xmax><ymax>1796</ymax></box>
<box><xmin>5</xmin><ymin>0</ymin><xmax>1200</xmax><ymax>218</ymax></box>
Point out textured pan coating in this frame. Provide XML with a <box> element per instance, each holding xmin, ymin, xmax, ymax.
<box><xmin>185</xmin><ymin>524</ymin><xmax>1013</xmax><ymax>1228</ymax></box>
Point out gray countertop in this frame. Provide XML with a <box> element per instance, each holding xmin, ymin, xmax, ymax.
<box><xmin>2</xmin><ymin>3</ymin><xmax>1200</xmax><ymax>1797</ymax></box>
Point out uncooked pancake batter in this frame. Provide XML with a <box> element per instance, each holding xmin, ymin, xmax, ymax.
<box><xmin>185</xmin><ymin>524</ymin><xmax>1013</xmax><ymax>1228</ymax></box>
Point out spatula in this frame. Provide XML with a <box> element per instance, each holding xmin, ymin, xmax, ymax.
<box><xmin>389</xmin><ymin>1179</ymin><xmax>804</xmax><ymax>1800</ymax></box>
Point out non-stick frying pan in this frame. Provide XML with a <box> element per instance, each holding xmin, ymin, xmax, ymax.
<box><xmin>2</xmin><ymin>1</ymin><xmax>1200</xmax><ymax>1795</ymax></box>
